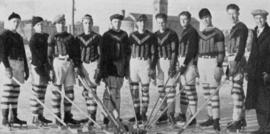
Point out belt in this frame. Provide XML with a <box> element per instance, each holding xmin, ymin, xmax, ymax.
<box><xmin>131</xmin><ymin>56</ymin><xmax>149</xmax><ymax>60</ymax></box>
<box><xmin>227</xmin><ymin>54</ymin><xmax>236</xmax><ymax>57</ymax></box>
<box><xmin>57</xmin><ymin>57</ymin><xmax>70</xmax><ymax>61</ymax></box>
<box><xmin>8</xmin><ymin>57</ymin><xmax>24</xmax><ymax>61</ymax></box>
<box><xmin>199</xmin><ymin>55</ymin><xmax>217</xmax><ymax>59</ymax></box>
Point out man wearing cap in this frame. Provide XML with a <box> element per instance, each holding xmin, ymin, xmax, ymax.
<box><xmin>29</xmin><ymin>16</ymin><xmax>52</xmax><ymax>125</ymax></box>
<box><xmin>175</xmin><ymin>11</ymin><xmax>199</xmax><ymax>126</ymax></box>
<box><xmin>76</xmin><ymin>14</ymin><xmax>102</xmax><ymax>129</ymax></box>
<box><xmin>225</xmin><ymin>4</ymin><xmax>249</xmax><ymax>132</ymax></box>
<box><xmin>0</xmin><ymin>12</ymin><xmax>29</xmax><ymax>127</ymax></box>
<box><xmin>197</xmin><ymin>8</ymin><xmax>225</xmax><ymax>131</ymax></box>
<box><xmin>154</xmin><ymin>13</ymin><xmax>179</xmax><ymax>124</ymax></box>
<box><xmin>246</xmin><ymin>9</ymin><xmax>270</xmax><ymax>134</ymax></box>
<box><xmin>128</xmin><ymin>14</ymin><xmax>158</xmax><ymax>123</ymax></box>
<box><xmin>100</xmin><ymin>13</ymin><xmax>130</xmax><ymax>125</ymax></box>
<box><xmin>48</xmin><ymin>14</ymin><xmax>82</xmax><ymax>126</ymax></box>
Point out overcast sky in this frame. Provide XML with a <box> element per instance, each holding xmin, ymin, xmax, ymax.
<box><xmin>1</xmin><ymin>0</ymin><xmax>270</xmax><ymax>31</ymax></box>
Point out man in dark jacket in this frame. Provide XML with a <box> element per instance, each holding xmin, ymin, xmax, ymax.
<box><xmin>100</xmin><ymin>13</ymin><xmax>130</xmax><ymax>126</ymax></box>
<box><xmin>246</xmin><ymin>9</ymin><xmax>270</xmax><ymax>134</ymax></box>
<box><xmin>29</xmin><ymin>16</ymin><xmax>52</xmax><ymax>125</ymax></box>
<box><xmin>0</xmin><ymin>12</ymin><xmax>29</xmax><ymax>128</ymax></box>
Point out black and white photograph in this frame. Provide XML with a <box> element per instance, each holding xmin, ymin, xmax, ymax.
<box><xmin>0</xmin><ymin>0</ymin><xmax>269</xmax><ymax>133</ymax></box>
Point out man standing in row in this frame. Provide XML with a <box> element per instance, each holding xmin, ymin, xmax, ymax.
<box><xmin>197</xmin><ymin>8</ymin><xmax>225</xmax><ymax>131</ymax></box>
<box><xmin>225</xmin><ymin>4</ymin><xmax>249</xmax><ymax>132</ymax></box>
<box><xmin>48</xmin><ymin>14</ymin><xmax>82</xmax><ymax>126</ymax></box>
<box><xmin>76</xmin><ymin>14</ymin><xmax>102</xmax><ymax>129</ymax></box>
<box><xmin>246</xmin><ymin>9</ymin><xmax>270</xmax><ymax>134</ymax></box>
<box><xmin>128</xmin><ymin>14</ymin><xmax>158</xmax><ymax>123</ymax></box>
<box><xmin>155</xmin><ymin>13</ymin><xmax>179</xmax><ymax>124</ymax></box>
<box><xmin>29</xmin><ymin>16</ymin><xmax>52</xmax><ymax>125</ymax></box>
<box><xmin>176</xmin><ymin>11</ymin><xmax>199</xmax><ymax>126</ymax></box>
<box><xmin>0</xmin><ymin>12</ymin><xmax>29</xmax><ymax>128</ymax></box>
<box><xmin>100</xmin><ymin>13</ymin><xmax>130</xmax><ymax>126</ymax></box>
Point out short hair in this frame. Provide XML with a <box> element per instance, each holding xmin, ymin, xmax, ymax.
<box><xmin>136</xmin><ymin>14</ymin><xmax>147</xmax><ymax>22</ymax></box>
<box><xmin>227</xmin><ymin>4</ymin><xmax>240</xmax><ymax>12</ymax></box>
<box><xmin>82</xmin><ymin>14</ymin><xmax>93</xmax><ymax>23</ymax></box>
<box><xmin>155</xmin><ymin>13</ymin><xmax>167</xmax><ymax>21</ymax></box>
<box><xmin>178</xmin><ymin>11</ymin><xmax>191</xmax><ymax>20</ymax></box>
<box><xmin>199</xmin><ymin>8</ymin><xmax>211</xmax><ymax>19</ymax></box>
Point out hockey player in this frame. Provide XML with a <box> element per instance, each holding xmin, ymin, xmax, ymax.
<box><xmin>154</xmin><ymin>13</ymin><xmax>179</xmax><ymax>124</ymax></box>
<box><xmin>29</xmin><ymin>16</ymin><xmax>52</xmax><ymax>125</ymax></box>
<box><xmin>0</xmin><ymin>12</ymin><xmax>29</xmax><ymax>127</ymax></box>
<box><xmin>225</xmin><ymin>4</ymin><xmax>249</xmax><ymax>132</ymax></box>
<box><xmin>100</xmin><ymin>13</ymin><xmax>130</xmax><ymax>126</ymax></box>
<box><xmin>76</xmin><ymin>14</ymin><xmax>102</xmax><ymax>128</ymax></box>
<box><xmin>128</xmin><ymin>14</ymin><xmax>158</xmax><ymax>123</ymax></box>
<box><xmin>175</xmin><ymin>11</ymin><xmax>199</xmax><ymax>126</ymax></box>
<box><xmin>197</xmin><ymin>8</ymin><xmax>225</xmax><ymax>131</ymax></box>
<box><xmin>48</xmin><ymin>14</ymin><xmax>83</xmax><ymax>126</ymax></box>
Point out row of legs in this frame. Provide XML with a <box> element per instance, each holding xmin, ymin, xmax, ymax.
<box><xmin>0</xmin><ymin>78</ymin><xmax>246</xmax><ymax>131</ymax></box>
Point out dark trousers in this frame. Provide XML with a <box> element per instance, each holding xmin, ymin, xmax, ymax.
<box><xmin>256</xmin><ymin>110</ymin><xmax>270</xmax><ymax>132</ymax></box>
<box><xmin>256</xmin><ymin>86</ymin><xmax>270</xmax><ymax>133</ymax></box>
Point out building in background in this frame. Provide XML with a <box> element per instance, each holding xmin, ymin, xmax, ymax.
<box><xmin>120</xmin><ymin>0</ymin><xmax>200</xmax><ymax>37</ymax></box>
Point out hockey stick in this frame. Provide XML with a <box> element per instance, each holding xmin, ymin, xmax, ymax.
<box><xmin>12</xmin><ymin>78</ymin><xmax>74</xmax><ymax>133</ymax></box>
<box><xmin>104</xmin><ymin>84</ymin><xmax>119</xmax><ymax>119</ymax></box>
<box><xmin>144</xmin><ymin>75</ymin><xmax>171</xmax><ymax>127</ymax></box>
<box><xmin>52</xmin><ymin>86</ymin><xmax>112</xmax><ymax>134</ymax></box>
<box><xmin>78</xmin><ymin>76</ymin><xmax>128</xmax><ymax>133</ymax></box>
<box><xmin>177</xmin><ymin>80</ymin><xmax>229</xmax><ymax>134</ymax></box>
<box><xmin>145</xmin><ymin>72</ymin><xmax>181</xmax><ymax>128</ymax></box>
<box><xmin>145</xmin><ymin>74</ymin><xmax>197</xmax><ymax>129</ymax></box>
<box><xmin>128</xmin><ymin>84</ymin><xmax>140</xmax><ymax>133</ymax></box>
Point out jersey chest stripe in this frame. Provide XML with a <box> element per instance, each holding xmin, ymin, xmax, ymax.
<box><xmin>132</xmin><ymin>34</ymin><xmax>151</xmax><ymax>45</ymax></box>
<box><xmin>78</xmin><ymin>35</ymin><xmax>97</xmax><ymax>46</ymax></box>
<box><xmin>158</xmin><ymin>32</ymin><xmax>171</xmax><ymax>45</ymax></box>
<box><xmin>198</xmin><ymin>31</ymin><xmax>216</xmax><ymax>40</ymax></box>
<box><xmin>109</xmin><ymin>33</ymin><xmax>125</xmax><ymax>42</ymax></box>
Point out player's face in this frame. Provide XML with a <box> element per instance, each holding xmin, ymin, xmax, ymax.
<box><xmin>201</xmin><ymin>16</ymin><xmax>212</xmax><ymax>27</ymax></box>
<box><xmin>34</xmin><ymin>22</ymin><xmax>44</xmax><ymax>33</ymax></box>
<box><xmin>179</xmin><ymin>15</ymin><xmax>190</xmax><ymax>27</ymax></box>
<box><xmin>254</xmin><ymin>15</ymin><xmax>267</xmax><ymax>28</ymax></box>
<box><xmin>227</xmin><ymin>9</ymin><xmax>239</xmax><ymax>24</ymax></box>
<box><xmin>136</xmin><ymin>20</ymin><xmax>146</xmax><ymax>31</ymax></box>
<box><xmin>111</xmin><ymin>19</ymin><xmax>121</xmax><ymax>31</ymax></box>
<box><xmin>9</xmin><ymin>18</ymin><xmax>20</xmax><ymax>31</ymax></box>
<box><xmin>82</xmin><ymin>19</ymin><xmax>93</xmax><ymax>33</ymax></box>
<box><xmin>156</xmin><ymin>18</ymin><xmax>166</xmax><ymax>31</ymax></box>
<box><xmin>55</xmin><ymin>20</ymin><xmax>65</xmax><ymax>33</ymax></box>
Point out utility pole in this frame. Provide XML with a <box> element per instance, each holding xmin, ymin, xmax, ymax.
<box><xmin>71</xmin><ymin>0</ymin><xmax>75</xmax><ymax>35</ymax></box>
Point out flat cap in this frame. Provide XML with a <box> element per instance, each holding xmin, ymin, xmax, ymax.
<box><xmin>110</xmin><ymin>14</ymin><xmax>124</xmax><ymax>21</ymax></box>
<box><xmin>32</xmin><ymin>16</ymin><xmax>43</xmax><ymax>27</ymax></box>
<box><xmin>137</xmin><ymin>14</ymin><xmax>147</xmax><ymax>21</ymax></box>
<box><xmin>199</xmin><ymin>8</ymin><xmax>211</xmax><ymax>19</ymax></box>
<box><xmin>8</xmin><ymin>12</ymin><xmax>21</xmax><ymax>20</ymax></box>
<box><xmin>53</xmin><ymin>14</ymin><xmax>65</xmax><ymax>24</ymax></box>
<box><xmin>251</xmin><ymin>9</ymin><xmax>269</xmax><ymax>17</ymax></box>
